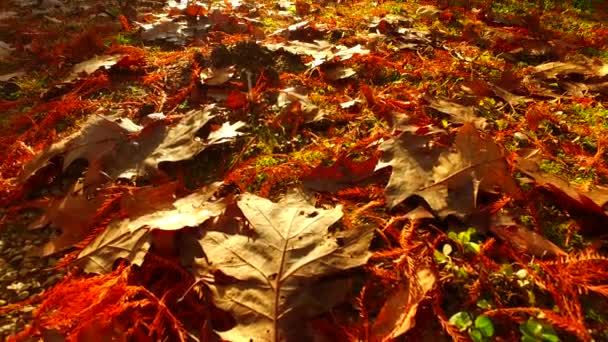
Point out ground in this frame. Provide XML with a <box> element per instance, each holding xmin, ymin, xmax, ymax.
<box><xmin>0</xmin><ymin>0</ymin><xmax>607</xmax><ymax>341</ymax></box>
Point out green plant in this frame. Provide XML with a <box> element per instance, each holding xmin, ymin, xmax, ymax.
<box><xmin>448</xmin><ymin>227</ymin><xmax>481</xmax><ymax>254</ymax></box>
<box><xmin>449</xmin><ymin>311</ymin><xmax>495</xmax><ymax>342</ymax></box>
<box><xmin>519</xmin><ymin>318</ymin><xmax>560</xmax><ymax>342</ymax></box>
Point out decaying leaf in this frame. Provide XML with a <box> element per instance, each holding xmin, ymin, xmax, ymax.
<box><xmin>65</xmin><ymin>55</ymin><xmax>125</xmax><ymax>82</ymax></box>
<box><xmin>524</xmin><ymin>59</ymin><xmax>608</xmax><ymax>98</ymax></box>
<box><xmin>370</xmin><ymin>269</ymin><xmax>436</xmax><ymax>341</ymax></box>
<box><xmin>19</xmin><ymin>105</ymin><xmax>245</xmax><ymax>189</ymax></box>
<box><xmin>490</xmin><ymin>212</ymin><xmax>566</xmax><ymax>258</ymax></box>
<box><xmin>516</xmin><ymin>152</ymin><xmax>608</xmax><ymax>218</ymax></box>
<box><xmin>28</xmin><ymin>181</ymin><xmax>111</xmax><ymax>256</ymax></box>
<box><xmin>376</xmin><ymin>127</ymin><xmax>446</xmax><ymax>209</ymax></box>
<box><xmin>207</xmin><ymin>121</ymin><xmax>247</xmax><ymax>145</ymax></box>
<box><xmin>195</xmin><ymin>191</ymin><xmax>373</xmax><ymax>342</ymax></box>
<box><xmin>303</xmin><ymin>155</ymin><xmax>378</xmax><ymax>193</ymax></box>
<box><xmin>378</xmin><ymin>123</ymin><xmax>519</xmax><ymax>217</ymax></box>
<box><xmin>429</xmin><ymin>122</ymin><xmax>520</xmax><ymax>216</ymax></box>
<box><xmin>264</xmin><ymin>40</ymin><xmax>369</xmax><ymax>68</ymax></box>
<box><xmin>76</xmin><ymin>183</ymin><xmax>226</xmax><ymax>273</ymax></box>
<box><xmin>276</xmin><ymin>87</ymin><xmax>326</xmax><ymax>123</ymax></box>
<box><xmin>200</xmin><ymin>65</ymin><xmax>236</xmax><ymax>86</ymax></box>
<box><xmin>423</xmin><ymin>95</ymin><xmax>487</xmax><ymax>130</ymax></box>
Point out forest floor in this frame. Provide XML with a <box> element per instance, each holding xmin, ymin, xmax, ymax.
<box><xmin>1</xmin><ymin>0</ymin><xmax>608</xmax><ymax>341</ymax></box>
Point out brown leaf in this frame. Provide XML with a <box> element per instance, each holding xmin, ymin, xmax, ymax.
<box><xmin>515</xmin><ymin>152</ymin><xmax>608</xmax><ymax>224</ymax></box>
<box><xmin>303</xmin><ymin>155</ymin><xmax>378</xmax><ymax>193</ymax></box>
<box><xmin>76</xmin><ymin>183</ymin><xmax>226</xmax><ymax>273</ymax></box>
<box><xmin>200</xmin><ymin>65</ymin><xmax>236</xmax><ymax>86</ymax></box>
<box><xmin>428</xmin><ymin>123</ymin><xmax>520</xmax><ymax>217</ymax></box>
<box><xmin>379</xmin><ymin>123</ymin><xmax>519</xmax><ymax>217</ymax></box>
<box><xmin>206</xmin><ymin>121</ymin><xmax>247</xmax><ymax>145</ymax></box>
<box><xmin>19</xmin><ymin>105</ymin><xmax>245</xmax><ymax>189</ymax></box>
<box><xmin>119</xmin><ymin>182</ymin><xmax>180</xmax><ymax>218</ymax></box>
<box><xmin>371</xmin><ymin>269</ymin><xmax>436</xmax><ymax>341</ymax></box>
<box><xmin>65</xmin><ymin>54</ymin><xmax>125</xmax><ymax>82</ymax></box>
<box><xmin>195</xmin><ymin>190</ymin><xmax>373</xmax><ymax>342</ymax></box>
<box><xmin>490</xmin><ymin>212</ymin><xmax>567</xmax><ymax>258</ymax></box>
<box><xmin>376</xmin><ymin>126</ymin><xmax>447</xmax><ymax>209</ymax></box>
<box><xmin>423</xmin><ymin>95</ymin><xmax>487</xmax><ymax>130</ymax></box>
<box><xmin>28</xmin><ymin>182</ymin><xmax>110</xmax><ymax>256</ymax></box>
<box><xmin>276</xmin><ymin>87</ymin><xmax>326</xmax><ymax>123</ymax></box>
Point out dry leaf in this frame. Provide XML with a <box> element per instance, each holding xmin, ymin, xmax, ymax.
<box><xmin>195</xmin><ymin>191</ymin><xmax>373</xmax><ymax>342</ymax></box>
<box><xmin>76</xmin><ymin>183</ymin><xmax>226</xmax><ymax>273</ymax></box>
<box><xmin>423</xmin><ymin>95</ymin><xmax>487</xmax><ymax>130</ymax></box>
<box><xmin>516</xmin><ymin>153</ymin><xmax>608</xmax><ymax>217</ymax></box>
<box><xmin>379</xmin><ymin>123</ymin><xmax>519</xmax><ymax>217</ymax></box>
<box><xmin>28</xmin><ymin>182</ymin><xmax>110</xmax><ymax>256</ymax></box>
<box><xmin>376</xmin><ymin>126</ymin><xmax>447</xmax><ymax>209</ymax></box>
<box><xmin>303</xmin><ymin>155</ymin><xmax>378</xmax><ymax>193</ymax></box>
<box><xmin>65</xmin><ymin>55</ymin><xmax>125</xmax><ymax>82</ymax></box>
<box><xmin>200</xmin><ymin>65</ymin><xmax>236</xmax><ymax>86</ymax></box>
<box><xmin>371</xmin><ymin>269</ymin><xmax>436</xmax><ymax>341</ymax></box>
<box><xmin>19</xmin><ymin>105</ymin><xmax>245</xmax><ymax>189</ymax></box>
<box><xmin>490</xmin><ymin>212</ymin><xmax>566</xmax><ymax>258</ymax></box>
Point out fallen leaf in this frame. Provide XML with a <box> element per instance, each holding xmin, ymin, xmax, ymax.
<box><xmin>264</xmin><ymin>40</ymin><xmax>369</xmax><ymax>68</ymax></box>
<box><xmin>303</xmin><ymin>155</ymin><xmax>378</xmax><ymax>192</ymax></box>
<box><xmin>206</xmin><ymin>121</ymin><xmax>247</xmax><ymax>145</ymax></box>
<box><xmin>76</xmin><ymin>183</ymin><xmax>226</xmax><ymax>273</ymax></box>
<box><xmin>20</xmin><ymin>105</ymin><xmax>245</xmax><ymax>189</ymax></box>
<box><xmin>429</xmin><ymin>123</ymin><xmax>520</xmax><ymax>217</ymax></box>
<box><xmin>378</xmin><ymin>123</ymin><xmax>519</xmax><ymax>217</ymax></box>
<box><xmin>276</xmin><ymin>87</ymin><xmax>326</xmax><ymax>123</ymax></box>
<box><xmin>516</xmin><ymin>152</ymin><xmax>608</xmax><ymax>218</ymax></box>
<box><xmin>376</xmin><ymin>126</ymin><xmax>447</xmax><ymax>209</ymax></box>
<box><xmin>371</xmin><ymin>269</ymin><xmax>436</xmax><ymax>341</ymax></box>
<box><xmin>195</xmin><ymin>190</ymin><xmax>373</xmax><ymax>342</ymax></box>
<box><xmin>200</xmin><ymin>65</ymin><xmax>236</xmax><ymax>86</ymax></box>
<box><xmin>0</xmin><ymin>41</ymin><xmax>14</xmax><ymax>61</ymax></box>
<box><xmin>423</xmin><ymin>95</ymin><xmax>487</xmax><ymax>130</ymax></box>
<box><xmin>28</xmin><ymin>182</ymin><xmax>111</xmax><ymax>256</ymax></box>
<box><xmin>490</xmin><ymin>212</ymin><xmax>567</xmax><ymax>258</ymax></box>
<box><xmin>65</xmin><ymin>55</ymin><xmax>125</xmax><ymax>82</ymax></box>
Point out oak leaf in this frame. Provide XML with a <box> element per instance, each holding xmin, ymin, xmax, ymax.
<box><xmin>195</xmin><ymin>191</ymin><xmax>373</xmax><ymax>342</ymax></box>
<box><xmin>423</xmin><ymin>95</ymin><xmax>487</xmax><ymax>130</ymax></box>
<box><xmin>28</xmin><ymin>181</ymin><xmax>111</xmax><ymax>256</ymax></box>
<box><xmin>19</xmin><ymin>105</ymin><xmax>245</xmax><ymax>189</ymax></box>
<box><xmin>76</xmin><ymin>183</ymin><xmax>226</xmax><ymax>273</ymax></box>
<box><xmin>428</xmin><ymin>123</ymin><xmax>520</xmax><ymax>217</ymax></box>
<box><xmin>303</xmin><ymin>155</ymin><xmax>378</xmax><ymax>193</ymax></box>
<box><xmin>376</xmin><ymin>126</ymin><xmax>446</xmax><ymax>209</ymax></box>
<box><xmin>370</xmin><ymin>269</ymin><xmax>436</xmax><ymax>341</ymax></box>
<box><xmin>490</xmin><ymin>212</ymin><xmax>566</xmax><ymax>258</ymax></box>
<box><xmin>378</xmin><ymin>123</ymin><xmax>519</xmax><ymax>217</ymax></box>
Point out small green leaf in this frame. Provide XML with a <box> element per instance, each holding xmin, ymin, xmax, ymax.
<box><xmin>434</xmin><ymin>249</ymin><xmax>447</xmax><ymax>263</ymax></box>
<box><xmin>467</xmin><ymin>242</ymin><xmax>481</xmax><ymax>254</ymax></box>
<box><xmin>476</xmin><ymin>299</ymin><xmax>492</xmax><ymax>309</ymax></box>
<box><xmin>475</xmin><ymin>315</ymin><xmax>494</xmax><ymax>337</ymax></box>
<box><xmin>458</xmin><ymin>231</ymin><xmax>470</xmax><ymax>244</ymax></box>
<box><xmin>520</xmin><ymin>319</ymin><xmax>543</xmax><ymax>337</ymax></box>
<box><xmin>469</xmin><ymin>328</ymin><xmax>484</xmax><ymax>342</ymax></box>
<box><xmin>521</xmin><ymin>335</ymin><xmax>537</xmax><ymax>342</ymax></box>
<box><xmin>449</xmin><ymin>311</ymin><xmax>473</xmax><ymax>331</ymax></box>
<box><xmin>541</xmin><ymin>333</ymin><xmax>560</xmax><ymax>342</ymax></box>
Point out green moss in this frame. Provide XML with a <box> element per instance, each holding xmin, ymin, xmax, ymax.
<box><xmin>569</xmin><ymin>104</ymin><xmax>608</xmax><ymax>128</ymax></box>
<box><xmin>291</xmin><ymin>150</ymin><xmax>327</xmax><ymax>164</ymax></box>
<box><xmin>538</xmin><ymin>159</ymin><xmax>565</xmax><ymax>176</ymax></box>
<box><xmin>255</xmin><ymin>155</ymin><xmax>283</xmax><ymax>169</ymax></box>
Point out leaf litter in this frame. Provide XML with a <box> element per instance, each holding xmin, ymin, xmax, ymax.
<box><xmin>0</xmin><ymin>0</ymin><xmax>608</xmax><ymax>341</ymax></box>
